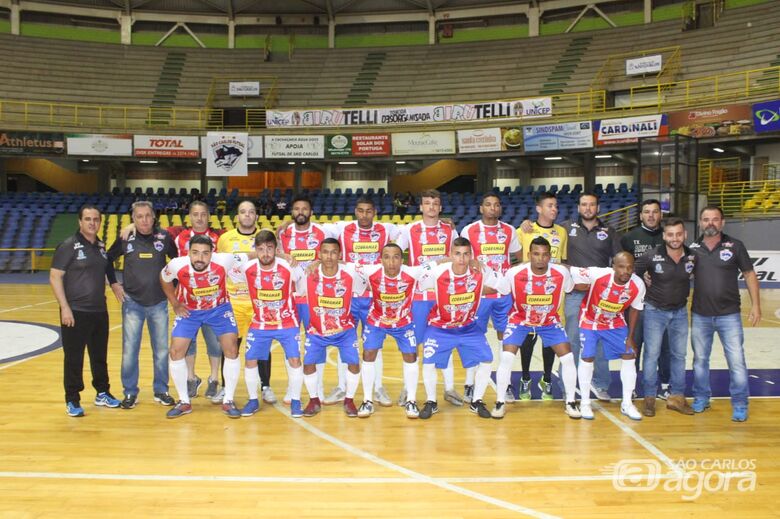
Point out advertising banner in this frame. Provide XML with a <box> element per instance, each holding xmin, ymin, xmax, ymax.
<box><xmin>326</xmin><ymin>134</ymin><xmax>390</xmax><ymax>157</ymax></box>
<box><xmin>267</xmin><ymin>97</ymin><xmax>553</xmax><ymax>128</ymax></box>
<box><xmin>229</xmin><ymin>81</ymin><xmax>260</xmax><ymax>97</ymax></box>
<box><xmin>523</xmin><ymin>121</ymin><xmax>593</xmax><ymax>151</ymax></box>
<box><xmin>594</xmin><ymin>115</ymin><xmax>668</xmax><ymax>145</ymax></box>
<box><xmin>626</xmin><ymin>54</ymin><xmax>663</xmax><ymax>76</ymax></box>
<box><xmin>200</xmin><ymin>136</ymin><xmax>262</xmax><ymax>159</ymax></box>
<box><xmin>751</xmin><ymin>99</ymin><xmax>780</xmax><ymax>134</ymax></box>
<box><xmin>457</xmin><ymin>128</ymin><xmax>503</xmax><ymax>153</ymax></box>
<box><xmin>391</xmin><ymin>131</ymin><xmax>456</xmax><ymax>156</ymax></box>
<box><xmin>0</xmin><ymin>131</ymin><xmax>64</xmax><ymax>155</ymax></box>
<box><xmin>134</xmin><ymin>135</ymin><xmax>200</xmax><ymax>158</ymax></box>
<box><xmin>66</xmin><ymin>134</ymin><xmax>132</xmax><ymax>156</ymax></box>
<box><xmin>741</xmin><ymin>251</ymin><xmax>780</xmax><ymax>284</ymax></box>
<box><xmin>669</xmin><ymin>105</ymin><xmax>753</xmax><ymax>138</ymax></box>
<box><xmin>265</xmin><ymin>135</ymin><xmax>324</xmax><ymax>159</ymax></box>
<box><xmin>205</xmin><ymin>132</ymin><xmax>248</xmax><ymax>176</ymax></box>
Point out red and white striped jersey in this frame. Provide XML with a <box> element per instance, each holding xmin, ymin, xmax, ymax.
<box><xmin>459</xmin><ymin>220</ymin><xmax>521</xmax><ymax>275</ymax></box>
<box><xmin>395</xmin><ymin>220</ymin><xmax>456</xmax><ymax>301</ymax></box>
<box><xmin>571</xmin><ymin>267</ymin><xmax>645</xmax><ymax>331</ymax></box>
<box><xmin>358</xmin><ymin>264</ymin><xmax>430</xmax><ymax>328</ymax></box>
<box><xmin>240</xmin><ymin>257</ymin><xmax>302</xmax><ymax>330</ymax></box>
<box><xmin>278</xmin><ymin>222</ymin><xmax>337</xmax><ymax>304</ymax></box>
<box><xmin>418</xmin><ymin>263</ymin><xmax>503</xmax><ymax>329</ymax></box>
<box><xmin>503</xmin><ymin>263</ymin><xmax>573</xmax><ymax>327</ymax></box>
<box><xmin>161</xmin><ymin>253</ymin><xmax>246</xmax><ymax>311</ymax></box>
<box><xmin>168</xmin><ymin>226</ymin><xmax>224</xmax><ymax>257</ymax></box>
<box><xmin>338</xmin><ymin>221</ymin><xmax>398</xmax><ymax>297</ymax></box>
<box><xmin>295</xmin><ymin>264</ymin><xmax>367</xmax><ymax>336</ymax></box>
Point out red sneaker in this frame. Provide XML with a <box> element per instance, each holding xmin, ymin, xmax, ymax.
<box><xmin>343</xmin><ymin>398</ymin><xmax>358</xmax><ymax>417</ymax></box>
<box><xmin>303</xmin><ymin>397</ymin><xmax>321</xmax><ymax>417</ymax></box>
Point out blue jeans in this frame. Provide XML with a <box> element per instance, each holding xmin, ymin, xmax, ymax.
<box><xmin>691</xmin><ymin>312</ymin><xmax>748</xmax><ymax>408</ymax></box>
<box><xmin>563</xmin><ymin>290</ymin><xmax>609</xmax><ymax>390</ymax></box>
<box><xmin>632</xmin><ymin>310</ymin><xmax>670</xmax><ymax>388</ymax></box>
<box><xmin>122</xmin><ymin>297</ymin><xmax>169</xmax><ymax>396</ymax></box>
<box><xmin>643</xmin><ymin>304</ymin><xmax>688</xmax><ymax>397</ymax></box>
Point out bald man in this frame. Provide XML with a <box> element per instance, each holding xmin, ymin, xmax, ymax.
<box><xmin>569</xmin><ymin>252</ymin><xmax>646</xmax><ymax>421</ymax></box>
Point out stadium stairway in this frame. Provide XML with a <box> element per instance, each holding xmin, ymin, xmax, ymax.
<box><xmin>150</xmin><ymin>51</ymin><xmax>187</xmax><ymax>125</ymax></box>
<box><xmin>344</xmin><ymin>51</ymin><xmax>387</xmax><ymax>106</ymax></box>
<box><xmin>539</xmin><ymin>36</ymin><xmax>592</xmax><ymax>96</ymax></box>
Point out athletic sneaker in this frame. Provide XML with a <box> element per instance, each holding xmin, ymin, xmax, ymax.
<box><xmin>404</xmin><ymin>401</ymin><xmax>419</xmax><ymax>419</ymax></box>
<box><xmin>463</xmin><ymin>384</ymin><xmax>474</xmax><ymax>404</ymax></box>
<box><xmin>262</xmin><ymin>386</ymin><xmax>277</xmax><ymax>404</ymax></box>
<box><xmin>94</xmin><ymin>392</ymin><xmax>120</xmax><ymax>408</ymax></box>
<box><xmin>419</xmin><ymin>400</ymin><xmax>439</xmax><ymax>420</ymax></box>
<box><xmin>580</xmin><ymin>402</ymin><xmax>594</xmax><ymax>420</ymax></box>
<box><xmin>397</xmin><ymin>389</ymin><xmax>408</xmax><ymax>407</ymax></box>
<box><xmin>120</xmin><ymin>394</ymin><xmax>137</xmax><ymax>409</ymax></box>
<box><xmin>505</xmin><ymin>385</ymin><xmax>516</xmax><ymax>404</ymax></box>
<box><xmin>591</xmin><ymin>386</ymin><xmax>611</xmax><ymax>402</ymax></box>
<box><xmin>222</xmin><ymin>401</ymin><xmax>241</xmax><ymax>419</ymax></box>
<box><xmin>154</xmin><ymin>392</ymin><xmax>175</xmax><ymax>406</ymax></box>
<box><xmin>621</xmin><ymin>402</ymin><xmax>642</xmax><ymax>421</ymax></box>
<box><xmin>519</xmin><ymin>378</ymin><xmax>532</xmax><ymax>401</ymax></box>
<box><xmin>692</xmin><ymin>397</ymin><xmax>711</xmax><ymax>413</ymax></box>
<box><xmin>290</xmin><ymin>399</ymin><xmax>303</xmax><ymax>418</ymax></box>
<box><xmin>357</xmin><ymin>400</ymin><xmax>374</xmax><ymax>418</ymax></box>
<box><xmin>241</xmin><ymin>399</ymin><xmax>260</xmax><ymax>416</ymax></box>
<box><xmin>210</xmin><ymin>387</ymin><xmax>225</xmax><ymax>404</ymax></box>
<box><xmin>204</xmin><ymin>378</ymin><xmax>219</xmax><ymax>399</ymax></box>
<box><xmin>443</xmin><ymin>389</ymin><xmax>464</xmax><ymax>406</ymax></box>
<box><xmin>374</xmin><ymin>387</ymin><xmax>392</xmax><ymax>407</ymax></box>
<box><xmin>657</xmin><ymin>385</ymin><xmax>671</xmax><ymax>401</ymax></box>
<box><xmin>303</xmin><ymin>397</ymin><xmax>322</xmax><ymax>417</ymax></box>
<box><xmin>469</xmin><ymin>399</ymin><xmax>491</xmax><ymax>419</ymax></box>
<box><xmin>491</xmin><ymin>401</ymin><xmax>506</xmax><ymax>419</ymax></box>
<box><xmin>166</xmin><ymin>401</ymin><xmax>192</xmax><ymax>418</ymax></box>
<box><xmin>732</xmin><ymin>407</ymin><xmax>748</xmax><ymax>422</ymax></box>
<box><xmin>187</xmin><ymin>376</ymin><xmax>202</xmax><ymax>398</ymax></box>
<box><xmin>323</xmin><ymin>387</ymin><xmax>345</xmax><ymax>405</ymax></box>
<box><xmin>343</xmin><ymin>398</ymin><xmax>358</xmax><ymax>417</ymax></box>
<box><xmin>66</xmin><ymin>401</ymin><xmax>84</xmax><ymax>417</ymax></box>
<box><xmin>565</xmin><ymin>401</ymin><xmax>582</xmax><ymax>419</ymax></box>
<box><xmin>538</xmin><ymin>379</ymin><xmax>553</xmax><ymax>401</ymax></box>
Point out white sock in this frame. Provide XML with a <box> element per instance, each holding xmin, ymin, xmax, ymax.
<box><xmin>374</xmin><ymin>350</ymin><xmax>384</xmax><ymax>390</ymax></box>
<box><xmin>621</xmin><ymin>359</ymin><xmax>637</xmax><ymax>406</ymax></box>
<box><xmin>361</xmin><ymin>361</ymin><xmax>376</xmax><ymax>401</ymax></box>
<box><xmin>316</xmin><ymin>363</ymin><xmax>325</xmax><ymax>399</ymax></box>
<box><xmin>337</xmin><ymin>354</ymin><xmax>347</xmax><ymax>390</ymax></box>
<box><xmin>304</xmin><ymin>372</ymin><xmax>318</xmax><ymax>399</ymax></box>
<box><xmin>170</xmin><ymin>357</ymin><xmax>190</xmax><ymax>404</ymax></box>
<box><xmin>285</xmin><ymin>359</ymin><xmax>293</xmax><ymax>396</ymax></box>
<box><xmin>465</xmin><ymin>365</ymin><xmax>476</xmax><ymax>386</ymax></box>
<box><xmin>245</xmin><ymin>367</ymin><xmax>260</xmax><ymax>400</ymax></box>
<box><xmin>403</xmin><ymin>360</ymin><xmax>419</xmax><ymax>403</ymax></box>
<box><xmin>495</xmin><ymin>350</ymin><xmax>515</xmax><ymax>404</ymax></box>
<box><xmin>345</xmin><ymin>369</ymin><xmax>360</xmax><ymax>399</ymax></box>
<box><xmin>473</xmin><ymin>362</ymin><xmax>492</xmax><ymax>401</ymax></box>
<box><xmin>578</xmin><ymin>361</ymin><xmax>594</xmax><ymax>405</ymax></box>
<box><xmin>222</xmin><ymin>357</ymin><xmax>240</xmax><ymax>403</ymax></box>
<box><xmin>442</xmin><ymin>355</ymin><xmax>455</xmax><ymax>391</ymax></box>
<box><xmin>423</xmin><ymin>363</ymin><xmax>438</xmax><ymax>402</ymax></box>
<box><xmin>559</xmin><ymin>352</ymin><xmax>577</xmax><ymax>403</ymax></box>
<box><xmin>289</xmin><ymin>365</ymin><xmax>303</xmax><ymax>401</ymax></box>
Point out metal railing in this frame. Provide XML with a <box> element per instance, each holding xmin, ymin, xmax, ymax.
<box><xmin>706</xmin><ymin>179</ymin><xmax>780</xmax><ymax>217</ymax></box>
<box><xmin>598</xmin><ymin>203</ymin><xmax>639</xmax><ymax>233</ymax></box>
<box><xmin>591</xmin><ymin>46</ymin><xmax>681</xmax><ymax>92</ymax></box>
<box><xmin>698</xmin><ymin>157</ymin><xmax>742</xmax><ymax>192</ymax></box>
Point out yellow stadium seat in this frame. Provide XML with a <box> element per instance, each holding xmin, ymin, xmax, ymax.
<box><xmin>184</xmin><ymin>215</ymin><xmax>191</xmax><ymax>225</ymax></box>
<box><xmin>343</xmin><ymin>215</ymin><xmax>353</xmax><ymax>221</ymax></box>
<box><xmin>402</xmin><ymin>215</ymin><xmax>413</xmax><ymax>223</ymax></box>
<box><xmin>332</xmin><ymin>215</ymin><xmax>341</xmax><ymax>222</ymax></box>
<box><xmin>172</xmin><ymin>215</ymin><xmax>183</xmax><ymax>227</ymax></box>
<box><xmin>159</xmin><ymin>215</ymin><xmax>170</xmax><ymax>228</ymax></box>
<box><xmin>270</xmin><ymin>215</ymin><xmax>280</xmax><ymax>223</ymax></box>
<box><xmin>391</xmin><ymin>215</ymin><xmax>402</xmax><ymax>224</ymax></box>
<box><xmin>380</xmin><ymin>215</ymin><xmax>391</xmax><ymax>222</ymax></box>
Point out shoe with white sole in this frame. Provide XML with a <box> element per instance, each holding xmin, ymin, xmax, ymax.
<box><xmin>404</xmin><ymin>401</ymin><xmax>419</xmax><ymax>419</ymax></box>
<box><xmin>357</xmin><ymin>400</ymin><xmax>375</xmax><ymax>418</ymax></box>
<box><xmin>262</xmin><ymin>386</ymin><xmax>277</xmax><ymax>404</ymax></box>
<box><xmin>580</xmin><ymin>402</ymin><xmax>594</xmax><ymax>420</ymax></box>
<box><xmin>491</xmin><ymin>401</ymin><xmax>506</xmax><ymax>419</ymax></box>
<box><xmin>565</xmin><ymin>401</ymin><xmax>582</xmax><ymax>419</ymax></box>
<box><xmin>621</xmin><ymin>402</ymin><xmax>642</xmax><ymax>421</ymax></box>
<box><xmin>323</xmin><ymin>387</ymin><xmax>345</xmax><ymax>405</ymax></box>
<box><xmin>374</xmin><ymin>387</ymin><xmax>392</xmax><ymax>407</ymax></box>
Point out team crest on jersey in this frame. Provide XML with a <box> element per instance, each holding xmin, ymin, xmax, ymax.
<box><xmin>437</xmin><ymin>230</ymin><xmax>448</xmax><ymax>244</ymax></box>
<box><xmin>76</xmin><ymin>250</ymin><xmax>87</xmax><ymax>261</ymax></box>
<box><xmin>334</xmin><ymin>280</ymin><xmax>347</xmax><ymax>297</ymax></box>
<box><xmin>569</xmin><ymin>228</ymin><xmax>577</xmax><ymax>237</ymax></box>
<box><xmin>154</xmin><ymin>241</ymin><xmax>164</xmax><ymax>252</ymax></box>
<box><xmin>272</xmin><ymin>273</ymin><xmax>285</xmax><ymax>290</ymax></box>
<box><xmin>550</xmin><ymin>237</ymin><xmax>560</xmax><ymax>246</ymax></box>
<box><xmin>369</xmin><ymin>230</ymin><xmax>381</xmax><ymax>242</ymax></box>
<box><xmin>618</xmin><ymin>290</ymin><xmax>631</xmax><ymax>304</ymax></box>
<box><xmin>655</xmin><ymin>263</ymin><xmax>664</xmax><ymax>274</ymax></box>
<box><xmin>208</xmin><ymin>273</ymin><xmax>220</xmax><ymax>285</ymax></box>
<box><xmin>544</xmin><ymin>278</ymin><xmax>557</xmax><ymax>294</ymax></box>
<box><xmin>720</xmin><ymin>250</ymin><xmax>733</xmax><ymax>261</ymax></box>
<box><xmin>126</xmin><ymin>243</ymin><xmax>134</xmax><ymax>253</ymax></box>
<box><xmin>596</xmin><ymin>231</ymin><xmax>608</xmax><ymax>241</ymax></box>
<box><xmin>306</xmin><ymin>235</ymin><xmax>320</xmax><ymax>249</ymax></box>
<box><xmin>396</xmin><ymin>282</ymin><xmax>408</xmax><ymax>292</ymax></box>
<box><xmin>466</xmin><ymin>277</ymin><xmax>478</xmax><ymax>293</ymax></box>
<box><xmin>496</xmin><ymin>229</ymin><xmax>507</xmax><ymax>242</ymax></box>
<box><xmin>685</xmin><ymin>260</ymin><xmax>695</xmax><ymax>273</ymax></box>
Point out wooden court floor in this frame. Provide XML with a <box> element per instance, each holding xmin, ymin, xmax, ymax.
<box><xmin>0</xmin><ymin>284</ymin><xmax>778</xmax><ymax>518</ymax></box>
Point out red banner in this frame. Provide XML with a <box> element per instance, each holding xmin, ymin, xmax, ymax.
<box><xmin>351</xmin><ymin>134</ymin><xmax>390</xmax><ymax>156</ymax></box>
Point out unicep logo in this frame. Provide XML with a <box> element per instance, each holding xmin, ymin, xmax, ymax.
<box><xmin>607</xmin><ymin>458</ymin><xmax>757</xmax><ymax>501</ymax></box>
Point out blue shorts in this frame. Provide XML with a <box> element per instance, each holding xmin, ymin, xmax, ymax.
<box><xmin>580</xmin><ymin>327</ymin><xmax>631</xmax><ymax>361</ymax></box>
<box><xmin>353</xmin><ymin>297</ymin><xmax>371</xmax><ymax>330</ymax></box>
<box><xmin>363</xmin><ymin>323</ymin><xmax>417</xmax><ymax>354</ymax></box>
<box><xmin>172</xmin><ymin>303</ymin><xmax>237</xmax><ymax>340</ymax></box>
<box><xmin>503</xmin><ymin>322</ymin><xmax>569</xmax><ymax>349</ymax></box>
<box><xmin>303</xmin><ymin>328</ymin><xmax>360</xmax><ymax>366</ymax></box>
<box><xmin>245</xmin><ymin>327</ymin><xmax>300</xmax><ymax>361</ymax></box>
<box><xmin>422</xmin><ymin>322</ymin><xmax>493</xmax><ymax>369</ymax></box>
<box><xmin>475</xmin><ymin>294</ymin><xmax>512</xmax><ymax>334</ymax></box>
<box><xmin>297</xmin><ymin>303</ymin><xmax>310</xmax><ymax>330</ymax></box>
<box><xmin>412</xmin><ymin>300</ymin><xmax>435</xmax><ymax>344</ymax></box>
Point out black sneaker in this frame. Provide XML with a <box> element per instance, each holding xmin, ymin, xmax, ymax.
<box><xmin>419</xmin><ymin>400</ymin><xmax>439</xmax><ymax>420</ymax></box>
<box><xmin>469</xmin><ymin>399</ymin><xmax>491</xmax><ymax>419</ymax></box>
<box><xmin>463</xmin><ymin>384</ymin><xmax>474</xmax><ymax>403</ymax></box>
<box><xmin>154</xmin><ymin>392</ymin><xmax>175</xmax><ymax>406</ymax></box>
<box><xmin>120</xmin><ymin>394</ymin><xmax>137</xmax><ymax>409</ymax></box>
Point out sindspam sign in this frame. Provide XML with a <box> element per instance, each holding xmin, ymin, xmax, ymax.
<box><xmin>593</xmin><ymin>115</ymin><xmax>669</xmax><ymax>145</ymax></box>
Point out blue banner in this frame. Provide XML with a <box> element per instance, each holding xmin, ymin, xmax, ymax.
<box><xmin>522</xmin><ymin>121</ymin><xmax>593</xmax><ymax>152</ymax></box>
<box><xmin>752</xmin><ymin>99</ymin><xmax>780</xmax><ymax>133</ymax></box>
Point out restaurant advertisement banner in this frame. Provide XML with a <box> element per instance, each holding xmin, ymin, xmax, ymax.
<box><xmin>326</xmin><ymin>134</ymin><xmax>390</xmax><ymax>157</ymax></box>
<box><xmin>0</xmin><ymin>131</ymin><xmax>64</xmax><ymax>155</ymax></box>
<box><xmin>523</xmin><ymin>121</ymin><xmax>593</xmax><ymax>151</ymax></box>
<box><xmin>457</xmin><ymin>128</ymin><xmax>503</xmax><ymax>153</ymax></box>
<box><xmin>669</xmin><ymin>105</ymin><xmax>753</xmax><ymax>138</ymax></box>
<box><xmin>593</xmin><ymin>115</ymin><xmax>669</xmax><ymax>145</ymax></box>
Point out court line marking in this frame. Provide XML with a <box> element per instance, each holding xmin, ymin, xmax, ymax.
<box><xmin>0</xmin><ymin>299</ymin><xmax>57</xmax><ymax>314</ymax></box>
<box><xmin>271</xmin><ymin>403</ymin><xmax>559</xmax><ymax>519</ymax></box>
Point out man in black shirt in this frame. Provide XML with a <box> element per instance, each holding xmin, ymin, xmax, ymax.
<box><xmin>107</xmin><ymin>201</ymin><xmax>178</xmax><ymax>409</ymax></box>
<box><xmin>689</xmin><ymin>206</ymin><xmax>761</xmax><ymax>422</ymax></box>
<box><xmin>635</xmin><ymin>217</ymin><xmax>695</xmax><ymax>417</ymax></box>
<box><xmin>50</xmin><ymin>205</ymin><xmax>120</xmax><ymax>417</ymax></box>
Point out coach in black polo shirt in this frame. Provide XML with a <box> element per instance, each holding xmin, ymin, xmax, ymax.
<box><xmin>635</xmin><ymin>217</ymin><xmax>695</xmax><ymax>417</ymax></box>
<box><xmin>50</xmin><ymin>204</ymin><xmax>120</xmax><ymax>417</ymax></box>
<box><xmin>689</xmin><ymin>206</ymin><xmax>760</xmax><ymax>422</ymax></box>
<box><xmin>107</xmin><ymin>201</ymin><xmax>178</xmax><ymax>409</ymax></box>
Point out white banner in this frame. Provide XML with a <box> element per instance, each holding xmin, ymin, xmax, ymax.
<box><xmin>200</xmin><ymin>136</ymin><xmax>262</xmax><ymax>159</ymax></box>
<box><xmin>266</xmin><ymin>97</ymin><xmax>552</xmax><ymax>128</ymax></box>
<box><xmin>743</xmin><ymin>251</ymin><xmax>780</xmax><ymax>284</ymax></box>
<box><xmin>626</xmin><ymin>54</ymin><xmax>663</xmax><ymax>76</ymax></box>
<box><xmin>523</xmin><ymin>121</ymin><xmax>593</xmax><ymax>151</ymax></box>
<box><xmin>134</xmin><ymin>135</ymin><xmax>199</xmax><ymax>158</ymax></box>
<box><xmin>229</xmin><ymin>81</ymin><xmax>260</xmax><ymax>96</ymax></box>
<box><xmin>596</xmin><ymin>114</ymin><xmax>667</xmax><ymax>144</ymax></box>
<box><xmin>66</xmin><ymin>134</ymin><xmax>132</xmax><ymax>156</ymax></box>
<box><xmin>265</xmin><ymin>135</ymin><xmax>324</xmax><ymax>159</ymax></box>
<box><xmin>392</xmin><ymin>131</ymin><xmax>456</xmax><ymax>156</ymax></box>
<box><xmin>457</xmin><ymin>128</ymin><xmax>502</xmax><ymax>153</ymax></box>
<box><xmin>205</xmin><ymin>132</ymin><xmax>248</xmax><ymax>176</ymax></box>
